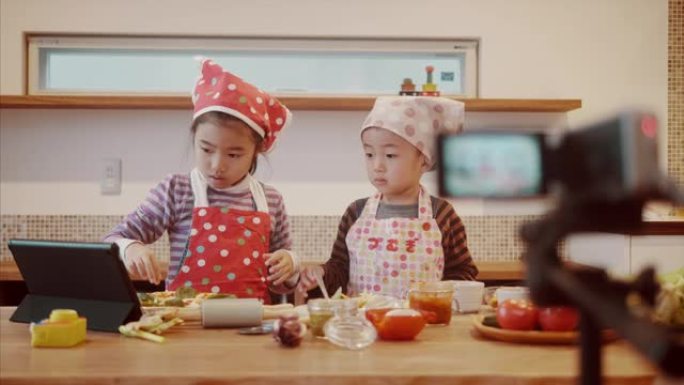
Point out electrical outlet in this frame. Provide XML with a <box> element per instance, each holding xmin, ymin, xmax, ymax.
<box><xmin>101</xmin><ymin>158</ymin><xmax>122</xmax><ymax>195</ymax></box>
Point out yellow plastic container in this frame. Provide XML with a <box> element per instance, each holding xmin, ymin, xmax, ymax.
<box><xmin>30</xmin><ymin>309</ymin><xmax>87</xmax><ymax>348</ymax></box>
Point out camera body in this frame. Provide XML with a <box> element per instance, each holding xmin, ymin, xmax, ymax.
<box><xmin>437</xmin><ymin>111</ymin><xmax>684</xmax><ymax>378</ymax></box>
<box><xmin>437</xmin><ymin>111</ymin><xmax>660</xmax><ymax>201</ymax></box>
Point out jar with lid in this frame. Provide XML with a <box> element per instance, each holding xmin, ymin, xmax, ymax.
<box><xmin>323</xmin><ymin>298</ymin><xmax>376</xmax><ymax>350</ymax></box>
<box><xmin>408</xmin><ymin>281</ymin><xmax>454</xmax><ymax>325</ymax></box>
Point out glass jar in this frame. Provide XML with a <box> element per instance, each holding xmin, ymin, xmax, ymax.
<box><xmin>408</xmin><ymin>281</ymin><xmax>454</xmax><ymax>325</ymax></box>
<box><xmin>323</xmin><ymin>298</ymin><xmax>376</xmax><ymax>350</ymax></box>
<box><xmin>307</xmin><ymin>298</ymin><xmax>342</xmax><ymax>338</ymax></box>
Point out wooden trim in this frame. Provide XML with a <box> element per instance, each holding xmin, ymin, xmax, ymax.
<box><xmin>1</xmin><ymin>95</ymin><xmax>582</xmax><ymax>112</ymax></box>
<box><xmin>22</xmin><ymin>32</ymin><xmax>29</xmax><ymax>95</ymax></box>
<box><xmin>475</xmin><ymin>261</ymin><xmax>526</xmax><ymax>280</ymax></box>
<box><xmin>627</xmin><ymin>221</ymin><xmax>684</xmax><ymax>235</ymax></box>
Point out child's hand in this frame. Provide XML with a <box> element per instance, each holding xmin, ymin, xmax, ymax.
<box><xmin>124</xmin><ymin>243</ymin><xmax>163</xmax><ymax>285</ymax></box>
<box><xmin>296</xmin><ymin>265</ymin><xmax>324</xmax><ymax>299</ymax></box>
<box><xmin>264</xmin><ymin>250</ymin><xmax>295</xmax><ymax>286</ymax></box>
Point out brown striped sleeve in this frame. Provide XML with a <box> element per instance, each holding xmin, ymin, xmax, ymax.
<box><xmin>302</xmin><ymin>199</ymin><xmax>365</xmax><ymax>299</ymax></box>
<box><xmin>432</xmin><ymin>197</ymin><xmax>479</xmax><ymax>280</ymax></box>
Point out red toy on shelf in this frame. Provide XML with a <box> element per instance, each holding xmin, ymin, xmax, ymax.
<box><xmin>398</xmin><ymin>66</ymin><xmax>440</xmax><ymax>96</ymax></box>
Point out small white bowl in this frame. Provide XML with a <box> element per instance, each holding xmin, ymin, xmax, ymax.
<box><xmin>495</xmin><ymin>286</ymin><xmax>529</xmax><ymax>304</ymax></box>
<box><xmin>444</xmin><ymin>280</ymin><xmax>485</xmax><ymax>313</ymax></box>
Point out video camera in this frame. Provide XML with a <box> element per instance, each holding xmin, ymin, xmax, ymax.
<box><xmin>437</xmin><ymin>112</ymin><xmax>663</xmax><ymax>201</ymax></box>
<box><xmin>436</xmin><ymin>111</ymin><xmax>684</xmax><ymax>384</ymax></box>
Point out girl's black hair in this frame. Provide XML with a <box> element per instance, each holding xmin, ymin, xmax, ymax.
<box><xmin>191</xmin><ymin>111</ymin><xmax>264</xmax><ymax>174</ymax></box>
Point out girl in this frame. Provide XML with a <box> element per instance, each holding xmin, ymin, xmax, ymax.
<box><xmin>297</xmin><ymin>96</ymin><xmax>478</xmax><ymax>299</ymax></box>
<box><xmin>104</xmin><ymin>59</ymin><xmax>299</xmax><ymax>303</ymax></box>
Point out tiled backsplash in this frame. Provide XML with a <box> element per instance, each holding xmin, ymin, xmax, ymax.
<box><xmin>670</xmin><ymin>0</ymin><xmax>683</xmax><ymax>187</ymax></box>
<box><xmin>1</xmin><ymin>215</ymin><xmax>540</xmax><ymax>263</ymax></box>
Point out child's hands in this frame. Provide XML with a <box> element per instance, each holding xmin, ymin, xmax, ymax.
<box><xmin>296</xmin><ymin>265</ymin><xmax>324</xmax><ymax>299</ymax></box>
<box><xmin>124</xmin><ymin>243</ymin><xmax>164</xmax><ymax>285</ymax></box>
<box><xmin>264</xmin><ymin>250</ymin><xmax>295</xmax><ymax>286</ymax></box>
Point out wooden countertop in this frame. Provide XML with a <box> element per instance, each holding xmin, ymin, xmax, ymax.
<box><xmin>0</xmin><ymin>307</ymin><xmax>655</xmax><ymax>385</ymax></box>
<box><xmin>0</xmin><ymin>261</ymin><xmax>23</xmax><ymax>281</ymax></box>
<box><xmin>0</xmin><ymin>260</ymin><xmax>527</xmax><ymax>282</ymax></box>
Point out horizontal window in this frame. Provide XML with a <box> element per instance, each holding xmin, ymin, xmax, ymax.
<box><xmin>28</xmin><ymin>35</ymin><xmax>479</xmax><ymax>97</ymax></box>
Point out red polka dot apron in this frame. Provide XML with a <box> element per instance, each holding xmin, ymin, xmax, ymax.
<box><xmin>168</xmin><ymin>170</ymin><xmax>272</xmax><ymax>303</ymax></box>
<box><xmin>346</xmin><ymin>187</ymin><xmax>444</xmax><ymax>299</ymax></box>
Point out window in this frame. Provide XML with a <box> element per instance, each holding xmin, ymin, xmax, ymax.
<box><xmin>27</xmin><ymin>35</ymin><xmax>479</xmax><ymax>97</ymax></box>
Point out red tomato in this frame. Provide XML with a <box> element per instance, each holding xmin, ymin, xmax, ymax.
<box><xmin>496</xmin><ymin>299</ymin><xmax>539</xmax><ymax>331</ymax></box>
<box><xmin>538</xmin><ymin>307</ymin><xmax>579</xmax><ymax>331</ymax></box>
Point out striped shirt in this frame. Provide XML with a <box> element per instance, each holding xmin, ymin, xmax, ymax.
<box><xmin>103</xmin><ymin>173</ymin><xmax>292</xmax><ymax>285</ymax></box>
<box><xmin>319</xmin><ymin>195</ymin><xmax>478</xmax><ymax>296</ymax></box>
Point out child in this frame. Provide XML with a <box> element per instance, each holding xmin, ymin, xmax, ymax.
<box><xmin>297</xmin><ymin>96</ymin><xmax>478</xmax><ymax>299</ymax></box>
<box><xmin>104</xmin><ymin>59</ymin><xmax>300</xmax><ymax>303</ymax></box>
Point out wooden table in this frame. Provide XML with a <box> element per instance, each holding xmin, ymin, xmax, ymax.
<box><xmin>0</xmin><ymin>307</ymin><xmax>657</xmax><ymax>385</ymax></box>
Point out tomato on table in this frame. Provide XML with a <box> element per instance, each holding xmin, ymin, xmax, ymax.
<box><xmin>496</xmin><ymin>299</ymin><xmax>539</xmax><ymax>331</ymax></box>
<box><xmin>538</xmin><ymin>306</ymin><xmax>579</xmax><ymax>331</ymax></box>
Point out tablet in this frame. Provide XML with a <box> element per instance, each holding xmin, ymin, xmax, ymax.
<box><xmin>8</xmin><ymin>239</ymin><xmax>142</xmax><ymax>332</ymax></box>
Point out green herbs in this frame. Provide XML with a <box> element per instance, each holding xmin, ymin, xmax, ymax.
<box><xmin>137</xmin><ymin>287</ymin><xmax>237</xmax><ymax>308</ymax></box>
<box><xmin>137</xmin><ymin>293</ymin><xmax>156</xmax><ymax>307</ymax></box>
<box><xmin>175</xmin><ymin>286</ymin><xmax>197</xmax><ymax>300</ymax></box>
<box><xmin>119</xmin><ymin>313</ymin><xmax>185</xmax><ymax>343</ymax></box>
<box><xmin>655</xmin><ymin>268</ymin><xmax>684</xmax><ymax>327</ymax></box>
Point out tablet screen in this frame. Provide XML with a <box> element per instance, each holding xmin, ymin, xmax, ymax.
<box><xmin>8</xmin><ymin>239</ymin><xmax>142</xmax><ymax>331</ymax></box>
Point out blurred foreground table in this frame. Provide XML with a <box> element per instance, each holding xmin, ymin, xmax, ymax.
<box><xmin>0</xmin><ymin>307</ymin><xmax>657</xmax><ymax>385</ymax></box>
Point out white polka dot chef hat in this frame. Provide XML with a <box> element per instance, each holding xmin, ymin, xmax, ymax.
<box><xmin>361</xmin><ymin>96</ymin><xmax>465</xmax><ymax>168</ymax></box>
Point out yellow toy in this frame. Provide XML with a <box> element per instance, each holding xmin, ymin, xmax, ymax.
<box><xmin>421</xmin><ymin>65</ymin><xmax>440</xmax><ymax>96</ymax></box>
<box><xmin>30</xmin><ymin>309</ymin><xmax>87</xmax><ymax>348</ymax></box>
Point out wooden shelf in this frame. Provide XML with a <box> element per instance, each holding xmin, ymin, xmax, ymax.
<box><xmin>0</xmin><ymin>95</ymin><xmax>582</xmax><ymax>112</ymax></box>
<box><xmin>628</xmin><ymin>220</ymin><xmax>684</xmax><ymax>235</ymax></box>
<box><xmin>475</xmin><ymin>261</ymin><xmax>525</xmax><ymax>281</ymax></box>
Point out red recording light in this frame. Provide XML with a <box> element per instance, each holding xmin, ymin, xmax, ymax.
<box><xmin>640</xmin><ymin>115</ymin><xmax>657</xmax><ymax>139</ymax></box>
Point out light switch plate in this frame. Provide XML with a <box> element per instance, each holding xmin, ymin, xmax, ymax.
<box><xmin>101</xmin><ymin>158</ymin><xmax>122</xmax><ymax>195</ymax></box>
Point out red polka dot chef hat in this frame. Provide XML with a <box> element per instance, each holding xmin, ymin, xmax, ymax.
<box><xmin>192</xmin><ymin>58</ymin><xmax>292</xmax><ymax>152</ymax></box>
<box><xmin>361</xmin><ymin>96</ymin><xmax>465</xmax><ymax>168</ymax></box>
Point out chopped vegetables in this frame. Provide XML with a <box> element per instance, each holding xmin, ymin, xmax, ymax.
<box><xmin>655</xmin><ymin>268</ymin><xmax>684</xmax><ymax>327</ymax></box>
<box><xmin>162</xmin><ymin>297</ymin><xmax>185</xmax><ymax>307</ymax></box>
<box><xmin>175</xmin><ymin>286</ymin><xmax>197</xmax><ymax>300</ymax></box>
<box><xmin>137</xmin><ymin>287</ymin><xmax>236</xmax><ymax>308</ymax></box>
<box><xmin>119</xmin><ymin>311</ymin><xmax>184</xmax><ymax>343</ymax></box>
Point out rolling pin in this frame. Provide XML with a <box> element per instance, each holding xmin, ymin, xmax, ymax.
<box><xmin>154</xmin><ymin>298</ymin><xmax>296</xmax><ymax>328</ymax></box>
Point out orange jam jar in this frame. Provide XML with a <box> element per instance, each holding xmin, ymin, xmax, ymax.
<box><xmin>408</xmin><ymin>281</ymin><xmax>454</xmax><ymax>325</ymax></box>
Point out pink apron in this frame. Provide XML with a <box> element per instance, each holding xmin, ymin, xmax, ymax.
<box><xmin>168</xmin><ymin>170</ymin><xmax>272</xmax><ymax>303</ymax></box>
<box><xmin>346</xmin><ymin>187</ymin><xmax>444</xmax><ymax>299</ymax></box>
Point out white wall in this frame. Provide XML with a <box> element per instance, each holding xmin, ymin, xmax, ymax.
<box><xmin>0</xmin><ymin>0</ymin><xmax>669</xmax><ymax>216</ymax></box>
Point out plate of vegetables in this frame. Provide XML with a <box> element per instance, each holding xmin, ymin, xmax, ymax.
<box><xmin>472</xmin><ymin>299</ymin><xmax>618</xmax><ymax>345</ymax></box>
<box><xmin>139</xmin><ymin>287</ymin><xmax>237</xmax><ymax>322</ymax></box>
